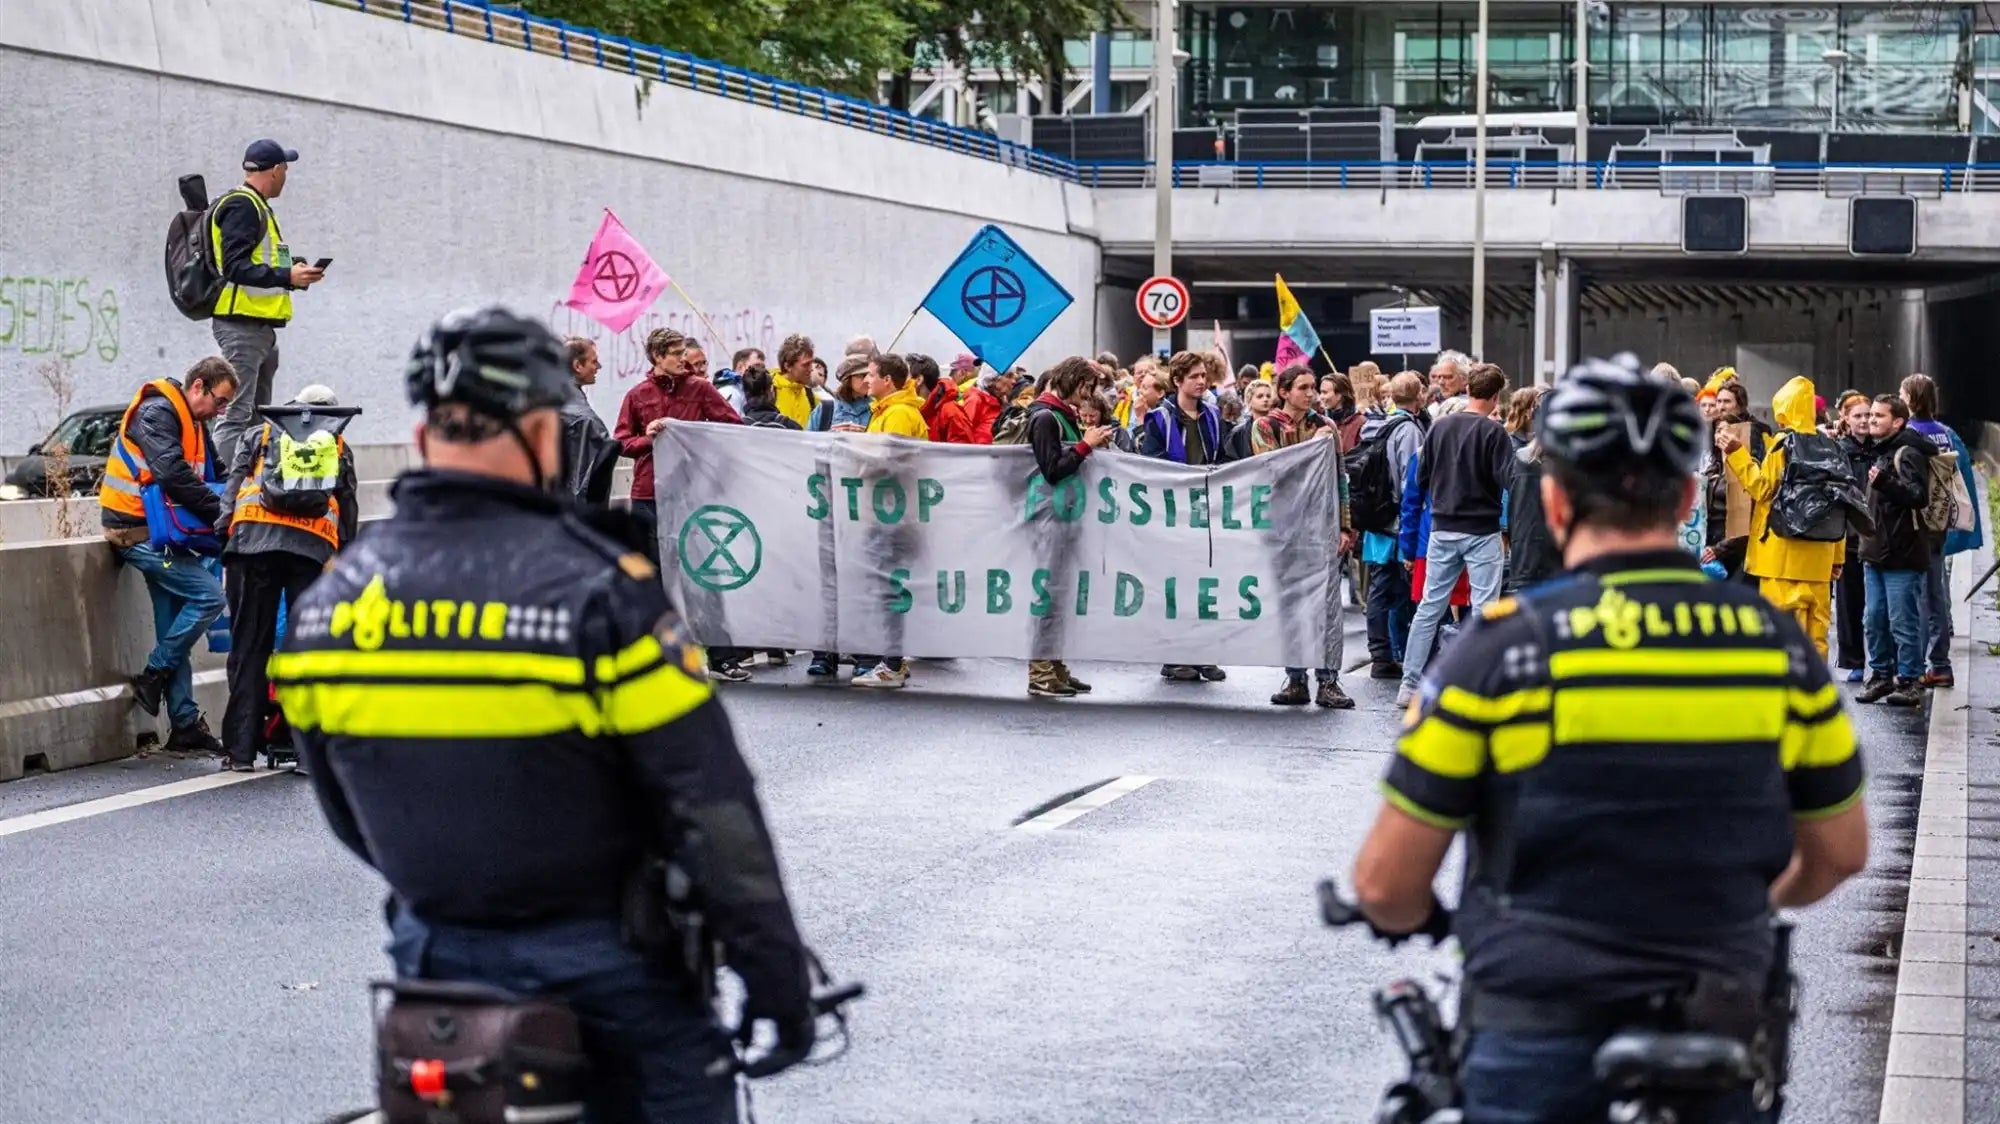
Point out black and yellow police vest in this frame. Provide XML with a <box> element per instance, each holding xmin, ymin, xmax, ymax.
<box><xmin>209</xmin><ymin>187</ymin><xmax>293</xmax><ymax>322</ymax></box>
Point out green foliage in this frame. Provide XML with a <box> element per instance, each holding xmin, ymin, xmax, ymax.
<box><xmin>519</xmin><ymin>0</ymin><xmax>1127</xmax><ymax>102</ymax></box>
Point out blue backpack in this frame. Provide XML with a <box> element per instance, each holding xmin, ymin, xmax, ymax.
<box><xmin>115</xmin><ymin>438</ymin><xmax>227</xmax><ymax>555</ymax></box>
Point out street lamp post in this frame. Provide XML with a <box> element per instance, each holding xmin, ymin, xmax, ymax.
<box><xmin>1574</xmin><ymin>0</ymin><xmax>1589</xmax><ymax>183</ymax></box>
<box><xmin>1151</xmin><ymin>0</ymin><xmax>1178</xmax><ymax>357</ymax></box>
<box><xmin>1823</xmin><ymin>48</ymin><xmax>1852</xmax><ymax>132</ymax></box>
<box><xmin>1471</xmin><ymin>0</ymin><xmax>1491</xmax><ymax>359</ymax></box>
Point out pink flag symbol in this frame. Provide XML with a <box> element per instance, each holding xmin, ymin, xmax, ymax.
<box><xmin>564</xmin><ymin>210</ymin><xmax>670</xmax><ymax>333</ymax></box>
<box><xmin>1274</xmin><ymin>333</ymin><xmax>1308</xmax><ymax>370</ymax></box>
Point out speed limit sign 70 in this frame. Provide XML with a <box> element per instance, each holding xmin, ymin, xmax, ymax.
<box><xmin>1136</xmin><ymin>276</ymin><xmax>1190</xmax><ymax>330</ymax></box>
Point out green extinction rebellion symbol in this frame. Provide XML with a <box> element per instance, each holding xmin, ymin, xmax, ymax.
<box><xmin>677</xmin><ymin>505</ymin><xmax>762</xmax><ymax>592</ymax></box>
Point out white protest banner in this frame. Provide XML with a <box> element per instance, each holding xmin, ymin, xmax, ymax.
<box><xmin>1369</xmin><ymin>307</ymin><xmax>1442</xmax><ymax>354</ymax></box>
<box><xmin>653</xmin><ymin>424</ymin><xmax>1342</xmax><ymax>667</ymax></box>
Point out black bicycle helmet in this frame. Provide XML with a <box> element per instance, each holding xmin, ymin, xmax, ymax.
<box><xmin>1537</xmin><ymin>353</ymin><xmax>1704</xmax><ymax>478</ymax></box>
<box><xmin>405</xmin><ymin>306</ymin><xmax>570</xmax><ymax>420</ymax></box>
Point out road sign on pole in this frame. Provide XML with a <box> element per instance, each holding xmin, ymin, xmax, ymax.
<box><xmin>1136</xmin><ymin>275</ymin><xmax>1190</xmax><ymax>330</ymax></box>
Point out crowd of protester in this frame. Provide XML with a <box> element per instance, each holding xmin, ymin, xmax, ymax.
<box><xmin>565</xmin><ymin>326</ymin><xmax>1989</xmax><ymax>712</ymax></box>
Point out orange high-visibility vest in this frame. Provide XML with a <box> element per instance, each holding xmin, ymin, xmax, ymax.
<box><xmin>100</xmin><ymin>379</ymin><xmax>210</xmax><ymax>522</ymax></box>
<box><xmin>230</xmin><ymin>423</ymin><xmax>342</xmax><ymax>549</ymax></box>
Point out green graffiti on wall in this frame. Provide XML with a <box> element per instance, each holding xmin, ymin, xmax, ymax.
<box><xmin>0</xmin><ymin>276</ymin><xmax>121</xmax><ymax>363</ymax></box>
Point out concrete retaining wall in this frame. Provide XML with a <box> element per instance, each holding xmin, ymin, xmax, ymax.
<box><xmin>0</xmin><ymin>0</ymin><xmax>1102</xmax><ymax>452</ymax></box>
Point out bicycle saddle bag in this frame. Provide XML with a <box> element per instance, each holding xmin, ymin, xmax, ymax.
<box><xmin>373</xmin><ymin>979</ymin><xmax>588</xmax><ymax>1124</ymax></box>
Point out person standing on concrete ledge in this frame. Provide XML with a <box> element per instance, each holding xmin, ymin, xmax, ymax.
<box><xmin>101</xmin><ymin>357</ymin><xmax>239</xmax><ymax>755</ymax></box>
<box><xmin>216</xmin><ymin>384</ymin><xmax>358</xmax><ymax>772</ymax></box>
<box><xmin>210</xmin><ymin>139</ymin><xmax>324</xmax><ymax>462</ymax></box>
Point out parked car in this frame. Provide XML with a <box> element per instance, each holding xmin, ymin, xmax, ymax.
<box><xmin>1</xmin><ymin>405</ymin><xmax>124</xmax><ymax>500</ymax></box>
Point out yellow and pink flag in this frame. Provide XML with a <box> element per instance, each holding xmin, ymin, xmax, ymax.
<box><xmin>565</xmin><ymin>210</ymin><xmax>670</xmax><ymax>333</ymax></box>
<box><xmin>1274</xmin><ymin>274</ymin><xmax>1321</xmax><ymax>369</ymax></box>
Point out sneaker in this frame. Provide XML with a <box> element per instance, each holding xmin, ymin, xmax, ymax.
<box><xmin>1394</xmin><ymin>684</ymin><xmax>1417</xmax><ymax>708</ymax></box>
<box><xmin>1316</xmin><ymin>679</ymin><xmax>1357</xmax><ymax>710</ymax></box>
<box><xmin>1844</xmin><ymin>668</ymin><xmax>1865</xmax><ymax>684</ymax></box>
<box><xmin>1369</xmin><ymin>661</ymin><xmax>1404</xmax><ymax>680</ymax></box>
<box><xmin>764</xmin><ymin>650</ymin><xmax>791</xmax><ymax>666</ymax></box>
<box><xmin>1028</xmin><ymin>675</ymin><xmax>1078</xmax><ymax>698</ymax></box>
<box><xmin>130</xmin><ymin>666</ymin><xmax>170</xmax><ymax>717</ymax></box>
<box><xmin>806</xmin><ymin>658</ymin><xmax>835</xmax><ymax>678</ymax></box>
<box><xmin>1856</xmin><ymin>677</ymin><xmax>1901</xmax><ymax>705</ymax></box>
<box><xmin>1271</xmin><ymin>678</ymin><xmax>1310</xmax><ymax>706</ymax></box>
<box><xmin>219</xmin><ymin>756</ymin><xmax>257</xmax><ymax>773</ymax></box>
<box><xmin>1922</xmin><ymin>670</ymin><xmax>1955</xmax><ymax>689</ymax></box>
<box><xmin>1163</xmin><ymin>665</ymin><xmax>1202</xmax><ymax>682</ymax></box>
<box><xmin>166</xmin><ymin>717</ymin><xmax>223</xmax><ymax>755</ymax></box>
<box><xmin>852</xmin><ymin>664</ymin><xmax>906</xmax><ymax>689</ymax></box>
<box><xmin>1884</xmin><ymin>680</ymin><xmax>1927</xmax><ymax>708</ymax></box>
<box><xmin>1197</xmin><ymin>665</ymin><xmax>1228</xmax><ymax>682</ymax></box>
<box><xmin>707</xmin><ymin>661</ymin><xmax>751</xmax><ymax>684</ymax></box>
<box><xmin>1055</xmin><ymin>664</ymin><xmax>1093</xmax><ymax>694</ymax></box>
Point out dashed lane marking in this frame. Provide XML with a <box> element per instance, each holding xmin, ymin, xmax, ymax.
<box><xmin>1014</xmin><ymin>775</ymin><xmax>1157</xmax><ymax>832</ymax></box>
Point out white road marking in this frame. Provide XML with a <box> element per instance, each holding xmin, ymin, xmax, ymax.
<box><xmin>1015</xmin><ymin>775</ymin><xmax>1157</xmax><ymax>832</ymax></box>
<box><xmin>0</xmin><ymin>768</ymin><xmax>287</xmax><ymax>841</ymax></box>
<box><xmin>1877</xmin><ymin>523</ymin><xmax>1975</xmax><ymax>1124</ymax></box>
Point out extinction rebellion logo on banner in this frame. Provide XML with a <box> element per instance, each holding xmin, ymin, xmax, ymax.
<box><xmin>653</xmin><ymin>424</ymin><xmax>1342</xmax><ymax>667</ymax></box>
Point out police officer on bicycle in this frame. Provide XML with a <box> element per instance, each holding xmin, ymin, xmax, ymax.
<box><xmin>272</xmin><ymin>307</ymin><xmax>814</xmax><ymax>1123</ymax></box>
<box><xmin>1349</xmin><ymin>357</ymin><xmax>1870</xmax><ymax>1123</ymax></box>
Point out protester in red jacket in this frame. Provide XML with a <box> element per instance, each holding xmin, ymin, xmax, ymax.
<box><xmin>913</xmin><ymin>354</ymin><xmax>975</xmax><ymax>444</ymax></box>
<box><xmin>611</xmin><ymin>327</ymin><xmax>740</xmax><ymax>526</ymax></box>
<box><xmin>957</xmin><ymin>355</ymin><xmax>1008</xmax><ymax>444</ymax></box>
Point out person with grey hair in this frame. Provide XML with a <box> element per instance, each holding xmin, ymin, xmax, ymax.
<box><xmin>1427</xmin><ymin>349</ymin><xmax>1474</xmax><ymax>418</ymax></box>
<box><xmin>1650</xmin><ymin>361</ymin><xmax>1682</xmax><ymax>383</ymax></box>
<box><xmin>218</xmin><ymin>381</ymin><xmax>359</xmax><ymax>770</ymax></box>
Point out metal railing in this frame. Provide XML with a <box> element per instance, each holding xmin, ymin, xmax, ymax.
<box><xmin>314</xmin><ymin>0</ymin><xmax>1078</xmax><ymax>178</ymax></box>
<box><xmin>1071</xmin><ymin>159</ymin><xmax>2000</xmax><ymax>195</ymax></box>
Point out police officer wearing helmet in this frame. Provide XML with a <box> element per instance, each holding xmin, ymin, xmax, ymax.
<box><xmin>1349</xmin><ymin>357</ymin><xmax>1870</xmax><ymax>1123</ymax></box>
<box><xmin>270</xmin><ymin>307</ymin><xmax>814</xmax><ymax>1122</ymax></box>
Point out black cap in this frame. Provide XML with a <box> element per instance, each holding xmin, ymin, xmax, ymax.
<box><xmin>242</xmin><ymin>139</ymin><xmax>299</xmax><ymax>171</ymax></box>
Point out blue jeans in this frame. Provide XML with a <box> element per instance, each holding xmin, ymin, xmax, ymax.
<box><xmin>1864</xmin><ymin>565</ymin><xmax>1926</xmax><ymax>680</ymax></box>
<box><xmin>117</xmin><ymin>543</ymin><xmax>225</xmax><ymax>728</ymax></box>
<box><xmin>1462</xmin><ymin>1031</ymin><xmax>1771</xmax><ymax>1124</ymax></box>
<box><xmin>1366</xmin><ymin>560</ymin><xmax>1414</xmax><ymax>664</ymax></box>
<box><xmin>1922</xmin><ymin>547</ymin><xmax>1952</xmax><ymax>674</ymax></box>
<box><xmin>389</xmin><ymin>910</ymin><xmax>737</xmax><ymax>1124</ymax></box>
<box><xmin>1402</xmin><ymin>530</ymin><xmax>1505</xmax><ymax>688</ymax></box>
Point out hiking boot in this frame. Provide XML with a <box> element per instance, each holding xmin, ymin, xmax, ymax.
<box><xmin>1922</xmin><ymin>670</ymin><xmax>1955</xmax><ymax>689</ymax></box>
<box><xmin>1197</xmin><ymin>665</ymin><xmax>1228</xmax><ymax>682</ymax></box>
<box><xmin>1856</xmin><ymin>677</ymin><xmax>1902</xmax><ymax>705</ymax></box>
<box><xmin>1369</xmin><ymin>661</ymin><xmax>1404</xmax><ymax>680</ymax></box>
<box><xmin>1883</xmin><ymin>680</ymin><xmax>1927</xmax><ymax>708</ymax></box>
<box><xmin>166</xmin><ymin>717</ymin><xmax>223</xmax><ymax>755</ymax></box>
<box><xmin>1270</xmin><ymin>678</ymin><xmax>1310</xmax><ymax>706</ymax></box>
<box><xmin>130</xmin><ymin>666</ymin><xmax>171</xmax><ymax>717</ymax></box>
<box><xmin>1316</xmin><ymin>679</ymin><xmax>1357</xmax><ymax>710</ymax></box>
<box><xmin>1163</xmin><ymin>665</ymin><xmax>1202</xmax><ymax>682</ymax></box>
<box><xmin>852</xmin><ymin>664</ymin><xmax>906</xmax><ymax>689</ymax></box>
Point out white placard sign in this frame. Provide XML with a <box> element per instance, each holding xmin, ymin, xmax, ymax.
<box><xmin>1370</xmin><ymin>307</ymin><xmax>1443</xmax><ymax>354</ymax></box>
<box><xmin>653</xmin><ymin>424</ymin><xmax>1344</xmax><ymax>667</ymax></box>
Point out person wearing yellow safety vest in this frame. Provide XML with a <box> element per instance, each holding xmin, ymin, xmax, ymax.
<box><xmin>101</xmin><ymin>357</ymin><xmax>240</xmax><ymax>754</ymax></box>
<box><xmin>215</xmin><ymin>384</ymin><xmax>359</xmax><ymax>772</ymax></box>
<box><xmin>210</xmin><ymin>139</ymin><xmax>325</xmax><ymax>462</ymax></box>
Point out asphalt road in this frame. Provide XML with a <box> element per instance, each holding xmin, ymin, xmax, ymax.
<box><xmin>0</xmin><ymin>622</ymin><xmax>1930</xmax><ymax>1124</ymax></box>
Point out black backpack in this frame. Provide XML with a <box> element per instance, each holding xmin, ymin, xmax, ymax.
<box><xmin>1343</xmin><ymin>414</ymin><xmax>1414</xmax><ymax>533</ymax></box>
<box><xmin>1765</xmin><ymin>431</ymin><xmax>1871</xmax><ymax>543</ymax></box>
<box><xmin>165</xmin><ymin>174</ymin><xmax>223</xmax><ymax>322</ymax></box>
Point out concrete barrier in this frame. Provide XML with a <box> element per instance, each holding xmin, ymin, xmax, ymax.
<box><xmin>0</xmin><ymin>536</ymin><xmax>227</xmax><ymax>781</ymax></box>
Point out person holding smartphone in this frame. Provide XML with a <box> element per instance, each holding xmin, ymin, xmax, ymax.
<box><xmin>209</xmin><ymin>139</ymin><xmax>325</xmax><ymax>462</ymax></box>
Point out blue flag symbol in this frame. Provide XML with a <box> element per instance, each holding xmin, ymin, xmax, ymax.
<box><xmin>919</xmin><ymin>225</ymin><xmax>1073</xmax><ymax>375</ymax></box>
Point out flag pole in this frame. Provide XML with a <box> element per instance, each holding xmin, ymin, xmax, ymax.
<box><xmin>884</xmin><ymin>307</ymin><xmax>922</xmax><ymax>353</ymax></box>
<box><xmin>667</xmin><ymin>279</ymin><xmax>729</xmax><ymax>356</ymax></box>
<box><xmin>1319</xmin><ymin>347</ymin><xmax>1340</xmax><ymax>375</ymax></box>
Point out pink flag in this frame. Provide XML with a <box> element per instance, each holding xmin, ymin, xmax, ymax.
<box><xmin>564</xmin><ymin>210</ymin><xmax>670</xmax><ymax>333</ymax></box>
<box><xmin>1274</xmin><ymin>334</ymin><xmax>1308</xmax><ymax>370</ymax></box>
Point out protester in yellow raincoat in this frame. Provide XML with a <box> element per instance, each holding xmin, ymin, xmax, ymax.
<box><xmin>1718</xmin><ymin>375</ymin><xmax>1844</xmax><ymax>657</ymax></box>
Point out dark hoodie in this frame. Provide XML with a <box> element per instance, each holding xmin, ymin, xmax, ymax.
<box><xmin>1027</xmin><ymin>392</ymin><xmax>1091</xmax><ymax>484</ymax></box>
<box><xmin>1860</xmin><ymin>421</ymin><xmax>1936</xmax><ymax>572</ymax></box>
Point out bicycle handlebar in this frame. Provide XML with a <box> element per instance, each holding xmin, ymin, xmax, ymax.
<box><xmin>1316</xmin><ymin>879</ymin><xmax>1453</xmax><ymax>947</ymax></box>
